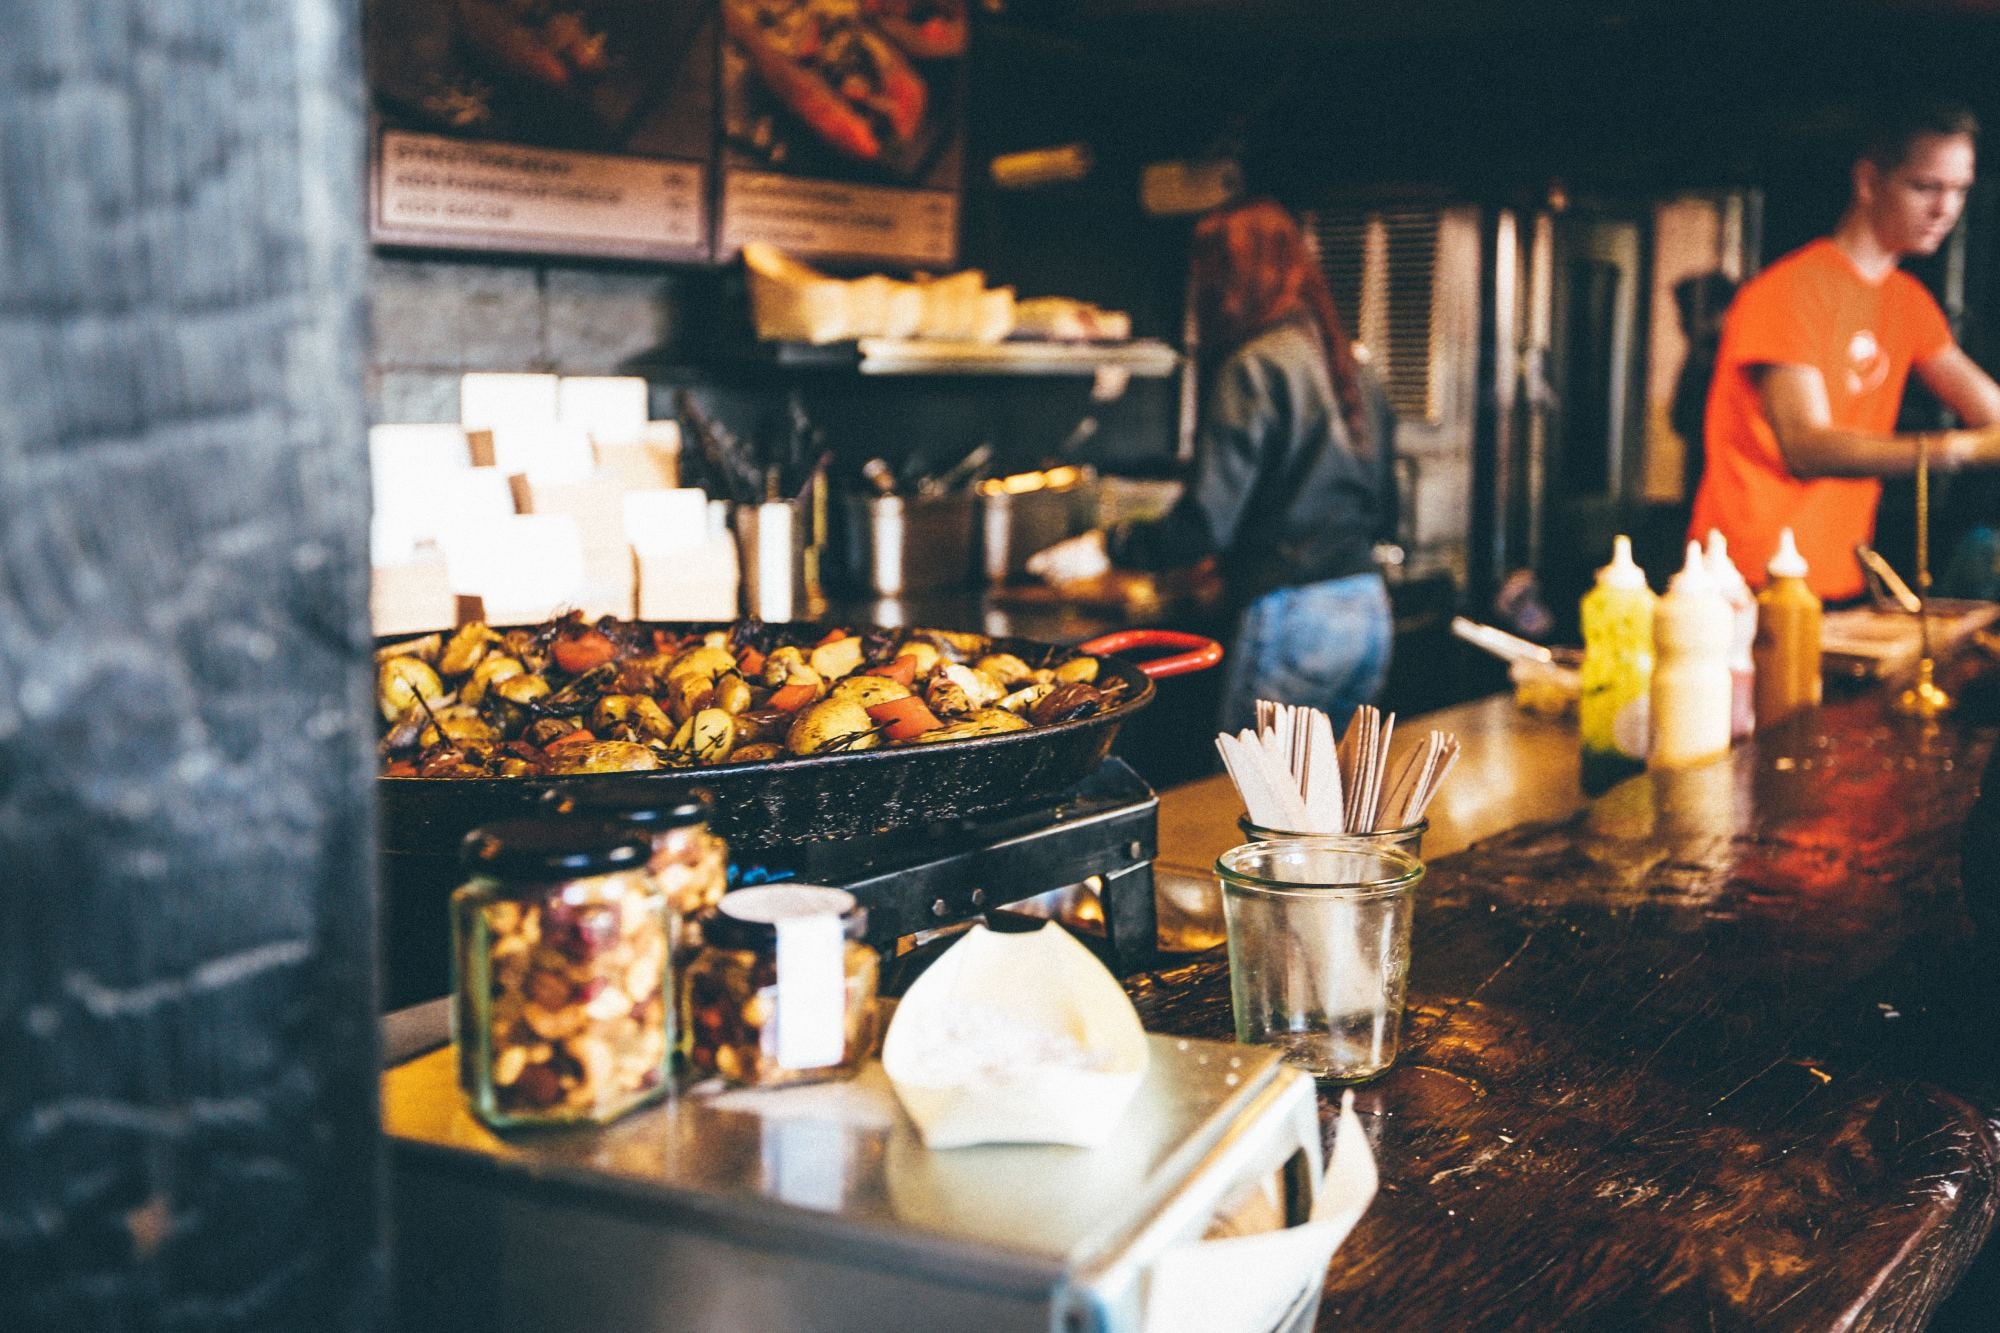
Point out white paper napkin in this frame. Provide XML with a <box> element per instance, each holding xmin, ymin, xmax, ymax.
<box><xmin>883</xmin><ymin>923</ymin><xmax>1148</xmax><ymax>1149</ymax></box>
<box><xmin>1143</xmin><ymin>1093</ymin><xmax>1379</xmax><ymax>1333</ymax></box>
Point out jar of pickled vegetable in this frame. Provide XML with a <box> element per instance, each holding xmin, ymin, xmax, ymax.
<box><xmin>546</xmin><ymin>783</ymin><xmax>728</xmax><ymax>955</ymax></box>
<box><xmin>681</xmin><ymin>885</ymin><xmax>879</xmax><ymax>1088</ymax></box>
<box><xmin>452</xmin><ymin>819</ymin><xmax>670</xmax><ymax>1129</ymax></box>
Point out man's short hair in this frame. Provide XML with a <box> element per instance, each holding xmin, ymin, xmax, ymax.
<box><xmin>1859</xmin><ymin>99</ymin><xmax>1980</xmax><ymax>170</ymax></box>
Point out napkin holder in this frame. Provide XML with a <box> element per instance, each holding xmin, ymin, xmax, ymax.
<box><xmin>384</xmin><ymin>1016</ymin><xmax>1347</xmax><ymax>1333</ymax></box>
<box><xmin>883</xmin><ymin>922</ymin><xmax>1147</xmax><ymax>1149</ymax></box>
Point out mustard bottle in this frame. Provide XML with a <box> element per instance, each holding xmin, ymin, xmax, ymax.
<box><xmin>1752</xmin><ymin>528</ymin><xmax>1822</xmax><ymax>728</ymax></box>
<box><xmin>1650</xmin><ymin>541</ymin><xmax>1734</xmax><ymax>769</ymax></box>
<box><xmin>1580</xmin><ymin>535</ymin><xmax>1655</xmax><ymax>791</ymax></box>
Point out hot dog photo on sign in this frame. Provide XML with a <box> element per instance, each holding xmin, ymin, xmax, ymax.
<box><xmin>721</xmin><ymin>0</ymin><xmax>966</xmax><ymax>185</ymax></box>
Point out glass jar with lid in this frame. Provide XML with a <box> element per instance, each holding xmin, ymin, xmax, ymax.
<box><xmin>545</xmin><ymin>782</ymin><xmax>729</xmax><ymax>955</ymax></box>
<box><xmin>681</xmin><ymin>885</ymin><xmax>879</xmax><ymax>1088</ymax></box>
<box><xmin>452</xmin><ymin>819</ymin><xmax>670</xmax><ymax>1129</ymax></box>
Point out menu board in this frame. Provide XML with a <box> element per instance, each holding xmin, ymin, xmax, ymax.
<box><xmin>366</xmin><ymin>0</ymin><xmax>715</xmax><ymax>262</ymax></box>
<box><xmin>716</xmin><ymin>0</ymin><xmax>966</xmax><ymax>267</ymax></box>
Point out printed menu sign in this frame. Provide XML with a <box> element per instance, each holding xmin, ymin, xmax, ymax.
<box><xmin>718</xmin><ymin>171</ymin><xmax>957</xmax><ymax>268</ymax></box>
<box><xmin>365</xmin><ymin>0</ymin><xmax>713</xmax><ymax>261</ymax></box>
<box><xmin>718</xmin><ymin>0</ymin><xmax>966</xmax><ymax>266</ymax></box>
<box><xmin>376</xmin><ymin>131</ymin><xmax>705</xmax><ymax>257</ymax></box>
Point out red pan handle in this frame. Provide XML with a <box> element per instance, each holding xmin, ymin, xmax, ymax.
<box><xmin>1078</xmin><ymin>629</ymin><xmax>1224</xmax><ymax>679</ymax></box>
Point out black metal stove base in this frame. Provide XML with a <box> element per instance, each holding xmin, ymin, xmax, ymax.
<box><xmin>380</xmin><ymin>758</ymin><xmax>1160</xmax><ymax>1007</ymax></box>
<box><xmin>741</xmin><ymin>756</ymin><xmax>1160</xmax><ymax>975</ymax></box>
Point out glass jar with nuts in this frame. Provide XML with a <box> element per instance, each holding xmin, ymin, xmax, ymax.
<box><xmin>681</xmin><ymin>885</ymin><xmax>879</xmax><ymax>1088</ymax></box>
<box><xmin>544</xmin><ymin>783</ymin><xmax>729</xmax><ymax>956</ymax></box>
<box><xmin>452</xmin><ymin>819</ymin><xmax>671</xmax><ymax>1129</ymax></box>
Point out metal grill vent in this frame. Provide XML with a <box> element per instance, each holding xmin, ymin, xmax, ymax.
<box><xmin>1306</xmin><ymin>208</ymin><xmax>1443</xmax><ymax>423</ymax></box>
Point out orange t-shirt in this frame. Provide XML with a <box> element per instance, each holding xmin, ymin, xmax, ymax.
<box><xmin>1689</xmin><ymin>238</ymin><xmax>1952</xmax><ymax>600</ymax></box>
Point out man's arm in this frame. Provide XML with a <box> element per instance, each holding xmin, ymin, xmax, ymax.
<box><xmin>1755</xmin><ymin>362</ymin><xmax>2000</xmax><ymax>477</ymax></box>
<box><xmin>1915</xmin><ymin>345</ymin><xmax>2000</xmax><ymax>427</ymax></box>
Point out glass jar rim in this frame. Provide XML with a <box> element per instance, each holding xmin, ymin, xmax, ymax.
<box><xmin>460</xmin><ymin>818</ymin><xmax>652</xmax><ymax>879</ymax></box>
<box><xmin>1236</xmin><ymin>814</ymin><xmax>1429</xmax><ymax>840</ymax></box>
<box><xmin>1215</xmin><ymin>837</ymin><xmax>1424</xmax><ymax>898</ymax></box>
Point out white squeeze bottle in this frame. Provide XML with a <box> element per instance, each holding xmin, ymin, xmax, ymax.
<box><xmin>1650</xmin><ymin>541</ymin><xmax>1734</xmax><ymax>769</ymax></box>
<box><xmin>1703</xmin><ymin>529</ymin><xmax>1758</xmax><ymax>740</ymax></box>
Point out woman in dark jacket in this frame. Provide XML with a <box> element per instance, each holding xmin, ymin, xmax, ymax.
<box><xmin>1115</xmin><ymin>198</ymin><xmax>1396</xmax><ymax>734</ymax></box>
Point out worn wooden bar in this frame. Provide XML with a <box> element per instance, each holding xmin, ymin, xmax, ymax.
<box><xmin>1136</xmin><ymin>671</ymin><xmax>2000</xmax><ymax>1330</ymax></box>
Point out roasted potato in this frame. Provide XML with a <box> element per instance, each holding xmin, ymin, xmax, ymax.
<box><xmin>551</xmin><ymin>740</ymin><xmax>659</xmax><ymax>774</ymax></box>
<box><xmin>830</xmin><ymin>675</ymin><xmax>912</xmax><ymax>709</ymax></box>
<box><xmin>670</xmin><ymin>708</ymin><xmax>736</xmax><ymax>764</ymax></box>
<box><xmin>1054</xmin><ymin>656</ymin><xmax>1100</xmax><ymax>684</ymax></box>
<box><xmin>975</xmin><ymin>653</ymin><xmax>1033</xmax><ymax>686</ymax></box>
<box><xmin>912</xmin><ymin>709</ymin><xmax>1032</xmax><ymax>743</ymax></box>
<box><xmin>809</xmin><ymin>636</ymin><xmax>865</xmax><ymax>681</ymax></box>
<box><xmin>378</xmin><ymin>657</ymin><xmax>446</xmax><ymax>722</ymax></box>
<box><xmin>439</xmin><ymin>622</ymin><xmax>497</xmax><ymax>677</ymax></box>
<box><xmin>786</xmin><ymin>698</ymin><xmax>880</xmax><ymax>755</ymax></box>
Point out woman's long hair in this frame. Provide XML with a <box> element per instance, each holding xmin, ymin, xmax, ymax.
<box><xmin>1191</xmin><ymin>199</ymin><xmax>1372</xmax><ymax>457</ymax></box>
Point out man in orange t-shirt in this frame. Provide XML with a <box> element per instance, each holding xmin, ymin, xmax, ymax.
<box><xmin>1691</xmin><ymin>102</ymin><xmax>2000</xmax><ymax>600</ymax></box>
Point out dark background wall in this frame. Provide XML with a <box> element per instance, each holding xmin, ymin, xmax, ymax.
<box><xmin>365</xmin><ymin>2</ymin><xmax>2000</xmax><ymax>595</ymax></box>
<box><xmin>0</xmin><ymin>1</ymin><xmax>383</xmax><ymax>1328</ymax></box>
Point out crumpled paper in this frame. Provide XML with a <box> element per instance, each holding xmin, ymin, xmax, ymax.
<box><xmin>1142</xmin><ymin>1092</ymin><xmax>1379</xmax><ymax>1333</ymax></box>
<box><xmin>882</xmin><ymin>922</ymin><xmax>1148</xmax><ymax>1149</ymax></box>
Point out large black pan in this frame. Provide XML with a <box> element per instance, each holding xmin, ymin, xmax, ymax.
<box><xmin>374</xmin><ymin>623</ymin><xmax>1218</xmax><ymax>1007</ymax></box>
<box><xmin>377</xmin><ymin>625</ymin><xmax>1221</xmax><ymax>856</ymax></box>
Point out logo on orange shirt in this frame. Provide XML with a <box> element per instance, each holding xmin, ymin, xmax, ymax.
<box><xmin>1846</xmin><ymin>330</ymin><xmax>1888</xmax><ymax>396</ymax></box>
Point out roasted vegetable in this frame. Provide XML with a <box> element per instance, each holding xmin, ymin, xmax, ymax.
<box><xmin>830</xmin><ymin>675</ymin><xmax>912</xmax><ymax>709</ymax></box>
<box><xmin>671</xmin><ymin>709</ymin><xmax>737</xmax><ymax>765</ymax></box>
<box><xmin>974</xmin><ymin>653</ymin><xmax>1033</xmax><ymax>687</ymax></box>
<box><xmin>377</xmin><ymin>615</ymin><xmax>1117</xmax><ymax>779</ymax></box>
<box><xmin>1054</xmin><ymin>656</ymin><xmax>1100</xmax><ymax>684</ymax></box>
<box><xmin>937</xmin><ymin>662</ymin><xmax>1004</xmax><ymax>709</ymax></box>
<box><xmin>552</xmin><ymin>628</ymin><xmax>616</xmax><ymax>675</ymax></box>
<box><xmin>866</xmin><ymin>695</ymin><xmax>942</xmax><ymax>741</ymax></box>
<box><xmin>786</xmin><ymin>698</ymin><xmax>880</xmax><ymax>755</ymax></box>
<box><xmin>439</xmin><ymin>622</ymin><xmax>498</xmax><ymax>677</ymax></box>
<box><xmin>378</xmin><ymin>657</ymin><xmax>446</xmax><ymax>723</ymax></box>
<box><xmin>550</xmin><ymin>740</ymin><xmax>659</xmax><ymax>775</ymax></box>
<box><xmin>809</xmin><ymin>635</ymin><xmax>865</xmax><ymax>681</ymax></box>
<box><xmin>912</xmin><ymin>709</ymin><xmax>1031</xmax><ymax>743</ymax></box>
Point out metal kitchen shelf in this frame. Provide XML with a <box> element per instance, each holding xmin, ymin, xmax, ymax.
<box><xmin>853</xmin><ymin>337</ymin><xmax>1180</xmax><ymax>378</ymax></box>
<box><xmin>622</xmin><ymin>337</ymin><xmax>1180</xmax><ymax>382</ymax></box>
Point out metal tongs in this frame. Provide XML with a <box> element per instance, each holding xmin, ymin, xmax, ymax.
<box><xmin>1450</xmin><ymin>616</ymin><xmax>1555</xmax><ymax>666</ymax></box>
<box><xmin>1855</xmin><ymin>543</ymin><xmax>1923</xmax><ymax>614</ymax></box>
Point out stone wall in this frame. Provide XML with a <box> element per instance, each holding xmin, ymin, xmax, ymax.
<box><xmin>0</xmin><ymin>1</ymin><xmax>383</xmax><ymax>1328</ymax></box>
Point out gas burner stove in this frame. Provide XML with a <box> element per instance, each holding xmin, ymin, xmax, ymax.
<box><xmin>736</xmin><ymin>756</ymin><xmax>1160</xmax><ymax>975</ymax></box>
<box><xmin>380</xmin><ymin>758</ymin><xmax>1159</xmax><ymax>1009</ymax></box>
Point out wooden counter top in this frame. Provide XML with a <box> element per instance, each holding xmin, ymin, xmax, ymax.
<box><xmin>1135</xmin><ymin>674</ymin><xmax>2000</xmax><ymax>1330</ymax></box>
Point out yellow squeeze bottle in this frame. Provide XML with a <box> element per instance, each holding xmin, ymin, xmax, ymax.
<box><xmin>1580</xmin><ymin>535</ymin><xmax>1655</xmax><ymax>791</ymax></box>
<box><xmin>1752</xmin><ymin>528</ymin><xmax>1823</xmax><ymax>727</ymax></box>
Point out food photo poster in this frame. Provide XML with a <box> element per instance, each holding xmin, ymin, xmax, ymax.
<box><xmin>717</xmin><ymin>0</ymin><xmax>967</xmax><ymax>267</ymax></box>
<box><xmin>368</xmin><ymin>0</ymin><xmax>716</xmax><ymax>261</ymax></box>
<box><xmin>365</xmin><ymin>1</ymin><xmax>969</xmax><ymax>269</ymax></box>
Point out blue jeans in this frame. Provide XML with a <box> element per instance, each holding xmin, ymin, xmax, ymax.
<box><xmin>1218</xmin><ymin>573</ymin><xmax>1392</xmax><ymax>736</ymax></box>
